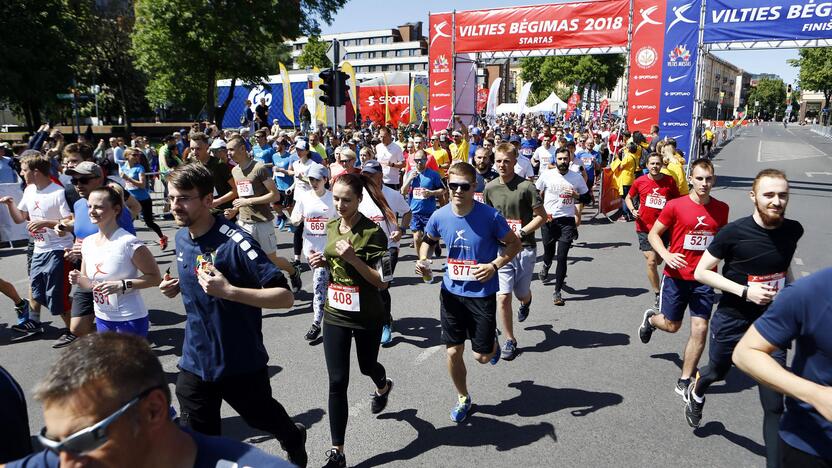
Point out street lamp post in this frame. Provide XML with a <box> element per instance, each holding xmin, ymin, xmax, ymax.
<box><xmin>91</xmin><ymin>85</ymin><xmax>101</xmax><ymax>125</ymax></box>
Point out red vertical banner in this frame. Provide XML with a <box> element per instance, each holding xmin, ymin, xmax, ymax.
<box><xmin>626</xmin><ymin>0</ymin><xmax>666</xmax><ymax>134</ymax></box>
<box><xmin>429</xmin><ymin>13</ymin><xmax>454</xmax><ymax>135</ymax></box>
<box><xmin>476</xmin><ymin>87</ymin><xmax>489</xmax><ymax>113</ymax></box>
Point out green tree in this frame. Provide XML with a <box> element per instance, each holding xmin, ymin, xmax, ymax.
<box><xmin>789</xmin><ymin>47</ymin><xmax>832</xmax><ymax>124</ymax></box>
<box><xmin>0</xmin><ymin>0</ymin><xmax>79</xmax><ymax>131</ymax></box>
<box><xmin>746</xmin><ymin>78</ymin><xmax>787</xmax><ymax>120</ymax></box>
<box><xmin>519</xmin><ymin>55</ymin><xmax>626</xmax><ymax>103</ymax></box>
<box><xmin>70</xmin><ymin>1</ymin><xmax>149</xmax><ymax>131</ymax></box>
<box><xmin>296</xmin><ymin>36</ymin><xmax>332</xmax><ymax>69</ymax></box>
<box><xmin>132</xmin><ymin>0</ymin><xmax>345</xmax><ymax>128</ymax></box>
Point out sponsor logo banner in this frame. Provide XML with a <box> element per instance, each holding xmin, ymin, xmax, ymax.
<box><xmin>705</xmin><ymin>0</ymin><xmax>832</xmax><ymax>43</ymax></box>
<box><xmin>627</xmin><ymin>0</ymin><xmax>667</xmax><ymax>132</ymax></box>
<box><xmin>429</xmin><ymin>13</ymin><xmax>453</xmax><ymax>135</ymax></box>
<box><xmin>453</xmin><ymin>0</ymin><xmax>629</xmax><ymax>53</ymax></box>
<box><xmin>659</xmin><ymin>0</ymin><xmax>702</xmax><ymax>159</ymax></box>
<box><xmin>359</xmin><ymin>85</ymin><xmax>411</xmax><ymax>127</ymax></box>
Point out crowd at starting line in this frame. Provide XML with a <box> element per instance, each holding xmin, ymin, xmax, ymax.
<box><xmin>0</xmin><ymin>115</ymin><xmax>829</xmax><ymax>468</ymax></box>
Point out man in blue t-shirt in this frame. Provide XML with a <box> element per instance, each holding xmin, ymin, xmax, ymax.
<box><xmin>734</xmin><ymin>268</ymin><xmax>832</xmax><ymax>465</ymax></box>
<box><xmin>5</xmin><ymin>333</ymin><xmax>294</xmax><ymax>468</ymax></box>
<box><xmin>416</xmin><ymin>162</ymin><xmax>521</xmax><ymax>424</ymax></box>
<box><xmin>251</xmin><ymin>130</ymin><xmax>276</xmax><ymax>164</ymax></box>
<box><xmin>158</xmin><ymin>164</ymin><xmax>308</xmax><ymax>467</ymax></box>
<box><xmin>271</xmin><ymin>138</ymin><xmax>298</xmax><ymax>230</ymax></box>
<box><xmin>400</xmin><ymin>149</ymin><xmax>445</xmax><ymax>257</ymax></box>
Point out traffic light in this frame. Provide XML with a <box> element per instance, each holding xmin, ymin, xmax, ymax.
<box><xmin>334</xmin><ymin>71</ymin><xmax>350</xmax><ymax>107</ymax></box>
<box><xmin>318</xmin><ymin>69</ymin><xmax>335</xmax><ymax>106</ymax></box>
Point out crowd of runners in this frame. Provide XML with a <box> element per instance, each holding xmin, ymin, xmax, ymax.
<box><xmin>0</xmin><ymin>116</ymin><xmax>829</xmax><ymax>468</ymax></box>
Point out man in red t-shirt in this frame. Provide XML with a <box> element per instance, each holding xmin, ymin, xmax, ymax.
<box><xmin>626</xmin><ymin>153</ymin><xmax>680</xmax><ymax>308</ymax></box>
<box><xmin>638</xmin><ymin>158</ymin><xmax>729</xmax><ymax>397</ymax></box>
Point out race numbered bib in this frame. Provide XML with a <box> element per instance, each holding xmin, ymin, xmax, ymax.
<box><xmin>521</xmin><ymin>148</ymin><xmax>533</xmax><ymax>157</ymax></box>
<box><xmin>413</xmin><ymin>187</ymin><xmax>428</xmax><ymax>200</ymax></box>
<box><xmin>540</xmin><ymin>155</ymin><xmax>551</xmax><ymax>166</ymax></box>
<box><xmin>748</xmin><ymin>272</ymin><xmax>786</xmax><ymax>293</ymax></box>
<box><xmin>305</xmin><ymin>217</ymin><xmax>328</xmax><ymax>236</ymax></box>
<box><xmin>31</xmin><ymin>228</ymin><xmax>46</xmax><ymax>243</ymax></box>
<box><xmin>644</xmin><ymin>194</ymin><xmax>666</xmax><ymax>209</ymax></box>
<box><xmin>506</xmin><ymin>219</ymin><xmax>523</xmax><ymax>236</ymax></box>
<box><xmin>473</xmin><ymin>192</ymin><xmax>484</xmax><ymax>203</ymax></box>
<box><xmin>236</xmin><ymin>179</ymin><xmax>254</xmax><ymax>197</ymax></box>
<box><xmin>327</xmin><ymin>284</ymin><xmax>360</xmax><ymax>312</ymax></box>
<box><xmin>683</xmin><ymin>232</ymin><xmax>713</xmax><ymax>251</ymax></box>
<box><xmin>447</xmin><ymin>259</ymin><xmax>478</xmax><ymax>282</ymax></box>
<box><xmin>558</xmin><ymin>192</ymin><xmax>574</xmax><ymax>205</ymax></box>
<box><xmin>92</xmin><ymin>288</ymin><xmax>119</xmax><ymax>315</ymax></box>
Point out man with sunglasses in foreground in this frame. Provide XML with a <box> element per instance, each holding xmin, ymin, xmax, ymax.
<box><xmin>3</xmin><ymin>333</ymin><xmax>294</xmax><ymax>468</ymax></box>
<box><xmin>416</xmin><ymin>162</ymin><xmax>521</xmax><ymax>423</ymax></box>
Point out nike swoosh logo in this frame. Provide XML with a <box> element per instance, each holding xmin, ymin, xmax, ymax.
<box><xmin>633</xmin><ymin>118</ymin><xmax>651</xmax><ymax>125</ymax></box>
<box><xmin>432</xmin><ymin>105</ymin><xmax>448</xmax><ymax>111</ymax></box>
<box><xmin>666</xmin><ymin>106</ymin><xmax>684</xmax><ymax>113</ymax></box>
<box><xmin>668</xmin><ymin>75</ymin><xmax>687</xmax><ymax>83</ymax></box>
<box><xmin>634</xmin><ymin>89</ymin><xmax>653</xmax><ymax>96</ymax></box>
<box><xmin>433</xmin><ymin>80</ymin><xmax>447</xmax><ymax>86</ymax></box>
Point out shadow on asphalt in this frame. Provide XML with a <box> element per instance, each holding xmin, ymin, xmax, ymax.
<box><xmin>354</xmin><ymin>408</ymin><xmax>556</xmax><ymax>467</ymax></box>
<box><xmin>522</xmin><ymin>325</ymin><xmax>629</xmax><ymax>354</ymax></box>
<box><xmin>571</xmin><ymin>241</ymin><xmax>632</xmax><ymax>249</ymax></box>
<box><xmin>650</xmin><ymin>353</ymin><xmax>755</xmax><ymax>394</ymax></box>
<box><xmin>694</xmin><ymin>421</ymin><xmax>765</xmax><ymax>457</ymax></box>
<box><xmin>148</xmin><ymin>308</ymin><xmax>185</xmax><ymax>326</ymax></box>
<box><xmin>477</xmin><ymin>380</ymin><xmax>623</xmax><ymax>418</ymax></box>
<box><xmin>385</xmin><ymin>317</ymin><xmax>441</xmax><ymax>349</ymax></box>
<box><xmin>148</xmin><ymin>327</ymin><xmax>184</xmax><ymax>358</ymax></box>
<box><xmin>221</xmin><ymin>406</ymin><xmax>325</xmax><ymax>444</ymax></box>
<box><xmin>561</xmin><ymin>285</ymin><xmax>649</xmax><ymax>301</ymax></box>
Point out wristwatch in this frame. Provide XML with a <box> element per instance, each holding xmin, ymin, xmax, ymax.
<box><xmin>518</xmin><ymin>228</ymin><xmax>527</xmax><ymax>238</ymax></box>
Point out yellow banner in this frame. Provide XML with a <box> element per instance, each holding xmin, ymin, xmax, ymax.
<box><xmin>383</xmin><ymin>72</ymin><xmax>391</xmax><ymax>125</ymax></box>
<box><xmin>279</xmin><ymin>62</ymin><xmax>295</xmax><ymax>126</ymax></box>
<box><xmin>341</xmin><ymin>62</ymin><xmax>357</xmax><ymax>111</ymax></box>
<box><xmin>312</xmin><ymin>67</ymin><xmax>327</xmax><ymax>126</ymax></box>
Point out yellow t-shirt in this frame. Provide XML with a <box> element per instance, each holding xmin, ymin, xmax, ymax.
<box><xmin>427</xmin><ymin>147</ymin><xmax>450</xmax><ymax>178</ymax></box>
<box><xmin>661</xmin><ymin>161</ymin><xmax>690</xmax><ymax>195</ymax></box>
<box><xmin>704</xmin><ymin>129</ymin><xmax>714</xmax><ymax>141</ymax></box>
<box><xmin>449</xmin><ymin>139</ymin><xmax>470</xmax><ymax>164</ymax></box>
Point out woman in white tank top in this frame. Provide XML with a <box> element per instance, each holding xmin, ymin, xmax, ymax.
<box><xmin>68</xmin><ymin>186</ymin><xmax>162</xmax><ymax>337</ymax></box>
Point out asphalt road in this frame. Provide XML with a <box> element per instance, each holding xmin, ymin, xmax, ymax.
<box><xmin>1</xmin><ymin>122</ymin><xmax>829</xmax><ymax>467</ymax></box>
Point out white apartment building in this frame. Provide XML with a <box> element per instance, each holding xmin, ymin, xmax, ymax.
<box><xmin>286</xmin><ymin>23</ymin><xmax>429</xmax><ymax>79</ymax></box>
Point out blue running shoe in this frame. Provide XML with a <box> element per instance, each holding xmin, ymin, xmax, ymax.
<box><xmin>277</xmin><ymin>217</ymin><xmax>286</xmax><ymax>231</ymax></box>
<box><xmin>490</xmin><ymin>330</ymin><xmax>500</xmax><ymax>365</ymax></box>
<box><xmin>450</xmin><ymin>394</ymin><xmax>472</xmax><ymax>423</ymax></box>
<box><xmin>380</xmin><ymin>323</ymin><xmax>392</xmax><ymax>345</ymax></box>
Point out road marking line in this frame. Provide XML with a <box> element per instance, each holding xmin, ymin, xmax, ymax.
<box><xmin>757</xmin><ymin>141</ymin><xmax>762</xmax><ymax>162</ymax></box>
<box><xmin>801</xmin><ymin>271</ymin><xmax>811</xmax><ymax>278</ymax></box>
<box><xmin>794</xmin><ymin>257</ymin><xmax>804</xmax><ymax>266</ymax></box>
<box><xmin>415</xmin><ymin>345</ymin><xmax>442</xmax><ymax>364</ymax></box>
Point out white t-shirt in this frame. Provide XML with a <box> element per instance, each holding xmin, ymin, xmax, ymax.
<box><xmin>17</xmin><ymin>183</ymin><xmax>73</xmax><ymax>253</ymax></box>
<box><xmin>359</xmin><ymin>186</ymin><xmax>410</xmax><ymax>249</ymax></box>
<box><xmin>535</xmin><ymin>169</ymin><xmax>589</xmax><ymax>219</ymax></box>
<box><xmin>291</xmin><ymin>158</ymin><xmax>316</xmax><ymax>195</ymax></box>
<box><xmin>569</xmin><ymin>156</ymin><xmax>584</xmax><ymax>174</ymax></box>
<box><xmin>290</xmin><ymin>190</ymin><xmax>334</xmax><ymax>258</ymax></box>
<box><xmin>532</xmin><ymin>146</ymin><xmax>556</xmax><ymax>174</ymax></box>
<box><xmin>81</xmin><ymin>228</ymin><xmax>147</xmax><ymax>321</ymax></box>
<box><xmin>514</xmin><ymin>155</ymin><xmax>535</xmax><ymax>179</ymax></box>
<box><xmin>375</xmin><ymin>142</ymin><xmax>404</xmax><ymax>184</ymax></box>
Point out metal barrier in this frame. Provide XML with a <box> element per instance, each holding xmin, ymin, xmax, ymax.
<box><xmin>810</xmin><ymin>124</ymin><xmax>832</xmax><ymax>139</ymax></box>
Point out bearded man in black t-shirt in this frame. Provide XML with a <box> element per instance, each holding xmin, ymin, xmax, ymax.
<box><xmin>685</xmin><ymin>169</ymin><xmax>804</xmax><ymax>468</ymax></box>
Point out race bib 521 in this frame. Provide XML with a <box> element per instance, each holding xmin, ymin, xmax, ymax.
<box><xmin>683</xmin><ymin>232</ymin><xmax>713</xmax><ymax>251</ymax></box>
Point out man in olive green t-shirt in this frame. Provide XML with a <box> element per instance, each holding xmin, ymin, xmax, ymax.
<box><xmin>483</xmin><ymin>142</ymin><xmax>547</xmax><ymax>361</ymax></box>
<box><xmin>226</xmin><ymin>135</ymin><xmax>302</xmax><ymax>292</ymax></box>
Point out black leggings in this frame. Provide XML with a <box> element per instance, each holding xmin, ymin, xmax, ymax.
<box><xmin>379</xmin><ymin>248</ymin><xmax>399</xmax><ymax>323</ymax></box>
<box><xmin>138</xmin><ymin>198</ymin><xmax>164</xmax><ymax>238</ymax></box>
<box><xmin>293</xmin><ymin>223</ymin><xmax>303</xmax><ymax>257</ymax></box>
<box><xmin>696</xmin><ymin>349</ymin><xmax>786</xmax><ymax>468</ymax></box>
<box><xmin>541</xmin><ymin>222</ymin><xmax>573</xmax><ymax>290</ymax></box>
<box><xmin>323</xmin><ymin>322</ymin><xmax>386</xmax><ymax>446</ymax></box>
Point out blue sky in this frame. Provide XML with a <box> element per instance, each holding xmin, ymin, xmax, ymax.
<box><xmin>319</xmin><ymin>0</ymin><xmax>799</xmax><ymax>84</ymax></box>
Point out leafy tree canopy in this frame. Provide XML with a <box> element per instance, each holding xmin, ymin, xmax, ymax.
<box><xmin>519</xmin><ymin>54</ymin><xmax>626</xmax><ymax>103</ymax></box>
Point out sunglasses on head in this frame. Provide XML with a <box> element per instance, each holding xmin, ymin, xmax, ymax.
<box><xmin>37</xmin><ymin>386</ymin><xmax>162</xmax><ymax>456</ymax></box>
<box><xmin>448</xmin><ymin>182</ymin><xmax>472</xmax><ymax>192</ymax></box>
<box><xmin>71</xmin><ymin>176</ymin><xmax>96</xmax><ymax>185</ymax></box>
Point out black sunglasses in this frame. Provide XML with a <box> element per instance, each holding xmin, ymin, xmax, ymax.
<box><xmin>37</xmin><ymin>386</ymin><xmax>162</xmax><ymax>455</ymax></box>
<box><xmin>70</xmin><ymin>176</ymin><xmax>96</xmax><ymax>185</ymax></box>
<box><xmin>448</xmin><ymin>182</ymin><xmax>472</xmax><ymax>192</ymax></box>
